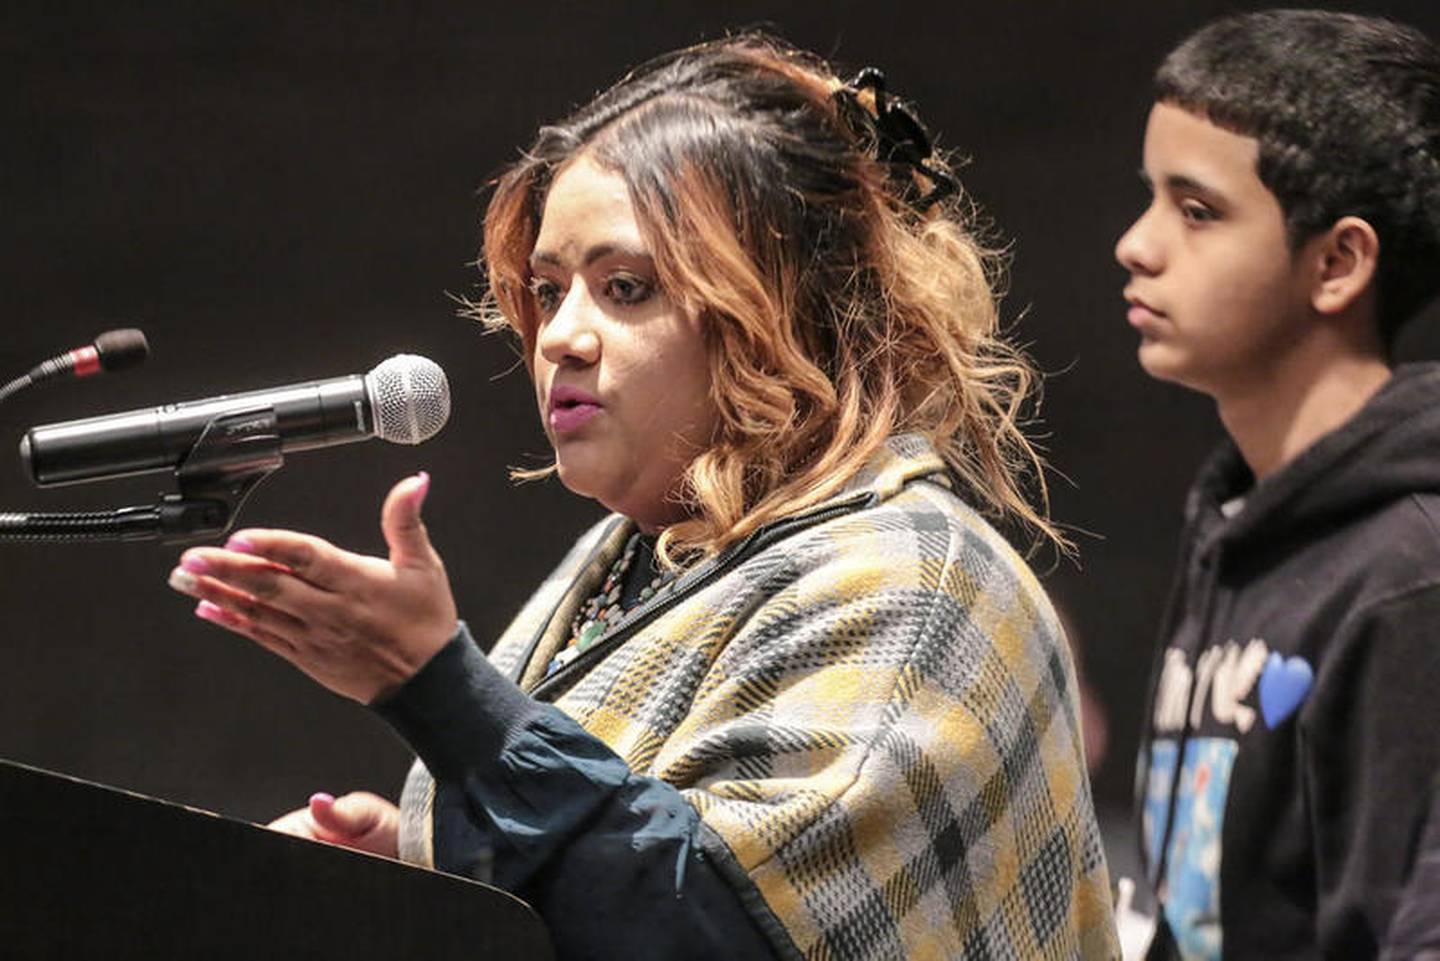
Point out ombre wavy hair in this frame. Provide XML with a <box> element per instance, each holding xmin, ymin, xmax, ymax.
<box><xmin>474</xmin><ymin>33</ymin><xmax>1063</xmax><ymax>560</ymax></box>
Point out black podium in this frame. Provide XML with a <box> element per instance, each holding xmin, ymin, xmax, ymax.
<box><xmin>0</xmin><ymin>759</ymin><xmax>552</xmax><ymax>959</ymax></box>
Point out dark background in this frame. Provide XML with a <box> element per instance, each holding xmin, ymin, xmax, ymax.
<box><xmin>2</xmin><ymin>0</ymin><xmax>1437</xmax><ymax>849</ymax></box>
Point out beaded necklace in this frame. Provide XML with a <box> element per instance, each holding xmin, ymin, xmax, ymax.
<box><xmin>545</xmin><ymin>533</ymin><xmax>678</xmax><ymax>676</ymax></box>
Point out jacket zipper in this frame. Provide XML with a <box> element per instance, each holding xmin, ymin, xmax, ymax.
<box><xmin>1145</xmin><ymin>526</ymin><xmax>1226</xmax><ymax>892</ymax></box>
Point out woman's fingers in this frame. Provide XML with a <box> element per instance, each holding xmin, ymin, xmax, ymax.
<box><xmin>170</xmin><ymin>533</ymin><xmax>364</xmax><ymax>631</ymax></box>
<box><xmin>380</xmin><ymin>471</ymin><xmax>439</xmax><ymax>569</ymax></box>
<box><xmin>266</xmin><ymin>804</ymin><xmax>319</xmax><ymax>839</ymax></box>
<box><xmin>298</xmin><ymin>791</ymin><xmax>400</xmax><ymax>856</ymax></box>
<box><xmin>193</xmin><ymin>599</ymin><xmax>298</xmax><ymax>659</ymax></box>
<box><xmin>179</xmin><ymin>530</ymin><xmax>348</xmax><ymax>599</ymax></box>
<box><xmin>313</xmin><ymin>791</ymin><xmax>393</xmax><ymax>834</ymax></box>
<box><xmin>266</xmin><ymin>792</ymin><xmax>398</xmax><ymax>856</ymax></box>
<box><xmin>222</xmin><ymin>529</ymin><xmax>345</xmax><ymax>590</ymax></box>
<box><xmin>167</xmin><ymin>475</ymin><xmax>459</xmax><ymax>703</ymax></box>
<box><xmin>168</xmin><ymin>561</ymin><xmax>310</xmax><ymax>642</ymax></box>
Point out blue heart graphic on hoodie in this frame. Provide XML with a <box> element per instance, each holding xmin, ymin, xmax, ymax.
<box><xmin>1259</xmin><ymin>652</ymin><xmax>1314</xmax><ymax>728</ymax></box>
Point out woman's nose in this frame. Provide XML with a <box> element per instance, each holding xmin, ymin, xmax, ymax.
<box><xmin>537</xmin><ymin>284</ymin><xmax>601</xmax><ymax>367</ymax></box>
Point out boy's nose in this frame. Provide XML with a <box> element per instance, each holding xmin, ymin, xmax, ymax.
<box><xmin>1115</xmin><ymin>210</ymin><xmax>1162</xmax><ymax>275</ymax></box>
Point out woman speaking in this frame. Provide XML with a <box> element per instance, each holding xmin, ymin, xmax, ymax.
<box><xmin>166</xmin><ymin>34</ymin><xmax>1117</xmax><ymax>960</ymax></box>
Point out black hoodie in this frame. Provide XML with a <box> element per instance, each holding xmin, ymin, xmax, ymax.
<box><xmin>1139</xmin><ymin>363</ymin><xmax>1440</xmax><ymax>961</ymax></box>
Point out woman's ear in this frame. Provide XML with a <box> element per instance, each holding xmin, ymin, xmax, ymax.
<box><xmin>1310</xmin><ymin>216</ymin><xmax>1380</xmax><ymax>316</ymax></box>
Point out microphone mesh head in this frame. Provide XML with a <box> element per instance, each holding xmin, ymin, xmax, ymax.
<box><xmin>365</xmin><ymin>354</ymin><xmax>451</xmax><ymax>445</ymax></box>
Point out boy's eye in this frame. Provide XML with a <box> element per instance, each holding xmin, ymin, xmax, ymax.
<box><xmin>529</xmin><ymin>277</ymin><xmax>563</xmax><ymax>314</ymax></box>
<box><xmin>1180</xmin><ymin>200</ymin><xmax>1219</xmax><ymax>224</ymax></box>
<box><xmin>605</xmin><ymin>273</ymin><xmax>654</xmax><ymax>305</ymax></box>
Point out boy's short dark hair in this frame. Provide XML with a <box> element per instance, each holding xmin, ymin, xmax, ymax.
<box><xmin>1156</xmin><ymin>9</ymin><xmax>1440</xmax><ymax>340</ymax></box>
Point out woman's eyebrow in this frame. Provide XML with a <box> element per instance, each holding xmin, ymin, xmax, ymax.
<box><xmin>529</xmin><ymin>242</ymin><xmax>651</xmax><ymax>271</ymax></box>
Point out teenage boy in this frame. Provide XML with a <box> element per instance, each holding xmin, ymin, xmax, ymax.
<box><xmin>1115</xmin><ymin>9</ymin><xmax>1440</xmax><ymax>960</ymax></box>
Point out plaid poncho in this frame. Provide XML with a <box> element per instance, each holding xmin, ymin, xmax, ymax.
<box><xmin>403</xmin><ymin>434</ymin><xmax>1117</xmax><ymax>959</ymax></box>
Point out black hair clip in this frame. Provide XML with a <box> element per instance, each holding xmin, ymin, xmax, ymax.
<box><xmin>833</xmin><ymin>67</ymin><xmax>957</xmax><ymax>211</ymax></box>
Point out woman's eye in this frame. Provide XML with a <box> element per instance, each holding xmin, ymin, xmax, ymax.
<box><xmin>605</xmin><ymin>273</ymin><xmax>654</xmax><ymax>305</ymax></box>
<box><xmin>529</xmin><ymin>278</ymin><xmax>563</xmax><ymax>313</ymax></box>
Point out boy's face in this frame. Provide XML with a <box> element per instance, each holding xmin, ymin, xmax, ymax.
<box><xmin>1115</xmin><ymin>102</ymin><xmax>1316</xmax><ymax>397</ymax></box>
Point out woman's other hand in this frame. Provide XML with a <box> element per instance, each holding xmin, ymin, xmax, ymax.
<box><xmin>269</xmin><ymin>791</ymin><xmax>400</xmax><ymax>857</ymax></box>
<box><xmin>167</xmin><ymin>472</ymin><xmax>458</xmax><ymax>703</ymax></box>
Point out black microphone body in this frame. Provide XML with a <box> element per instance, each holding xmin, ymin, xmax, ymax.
<box><xmin>21</xmin><ymin>355</ymin><xmax>448</xmax><ymax>487</ymax></box>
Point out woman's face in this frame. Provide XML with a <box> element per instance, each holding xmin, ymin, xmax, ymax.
<box><xmin>527</xmin><ymin>156</ymin><xmax>719</xmax><ymax>530</ymax></box>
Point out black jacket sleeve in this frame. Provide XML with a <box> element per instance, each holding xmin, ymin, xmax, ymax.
<box><xmin>1379</xmin><ymin>771</ymin><xmax>1440</xmax><ymax>961</ymax></box>
<box><xmin>375</xmin><ymin>629</ymin><xmax>786</xmax><ymax>961</ymax></box>
<box><xmin>1312</xmin><ymin>586</ymin><xmax>1440</xmax><ymax>957</ymax></box>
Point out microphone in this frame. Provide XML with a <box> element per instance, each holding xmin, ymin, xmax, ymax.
<box><xmin>39</xmin><ymin>328</ymin><xmax>150</xmax><ymax>380</ymax></box>
<box><xmin>0</xmin><ymin>328</ymin><xmax>151</xmax><ymax>404</ymax></box>
<box><xmin>20</xmin><ymin>354</ymin><xmax>450</xmax><ymax>487</ymax></box>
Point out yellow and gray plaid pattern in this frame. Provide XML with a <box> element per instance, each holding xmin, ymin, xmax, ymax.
<box><xmin>483</xmin><ymin>435</ymin><xmax>1117</xmax><ymax>959</ymax></box>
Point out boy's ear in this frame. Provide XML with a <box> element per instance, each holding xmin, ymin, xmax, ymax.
<box><xmin>1310</xmin><ymin>216</ymin><xmax>1379</xmax><ymax>316</ymax></box>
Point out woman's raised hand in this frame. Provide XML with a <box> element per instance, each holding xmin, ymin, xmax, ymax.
<box><xmin>269</xmin><ymin>790</ymin><xmax>401</xmax><ymax>857</ymax></box>
<box><xmin>167</xmin><ymin>472</ymin><xmax>458</xmax><ymax>704</ymax></box>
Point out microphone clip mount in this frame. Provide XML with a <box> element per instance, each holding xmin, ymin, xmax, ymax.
<box><xmin>162</xmin><ymin>404</ymin><xmax>286</xmax><ymax>540</ymax></box>
<box><xmin>0</xmin><ymin>406</ymin><xmax>283</xmax><ymax>544</ymax></box>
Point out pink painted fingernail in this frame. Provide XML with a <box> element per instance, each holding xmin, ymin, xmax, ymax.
<box><xmin>169</xmin><ymin>568</ymin><xmax>200</xmax><ymax>597</ymax></box>
<box><xmin>195</xmin><ymin>600</ymin><xmax>224</xmax><ymax>623</ymax></box>
<box><xmin>226</xmin><ymin>535</ymin><xmax>256</xmax><ymax>554</ymax></box>
<box><xmin>309</xmin><ymin>792</ymin><xmax>335</xmax><ymax>806</ymax></box>
<box><xmin>180</xmin><ymin>554</ymin><xmax>211</xmax><ymax>575</ymax></box>
<box><xmin>413</xmin><ymin>471</ymin><xmax>431</xmax><ymax>511</ymax></box>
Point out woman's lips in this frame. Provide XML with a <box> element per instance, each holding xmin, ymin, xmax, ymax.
<box><xmin>548</xmin><ymin>385</ymin><xmax>603</xmax><ymax>435</ymax></box>
<box><xmin>550</xmin><ymin>402</ymin><xmax>602</xmax><ymax>434</ymax></box>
